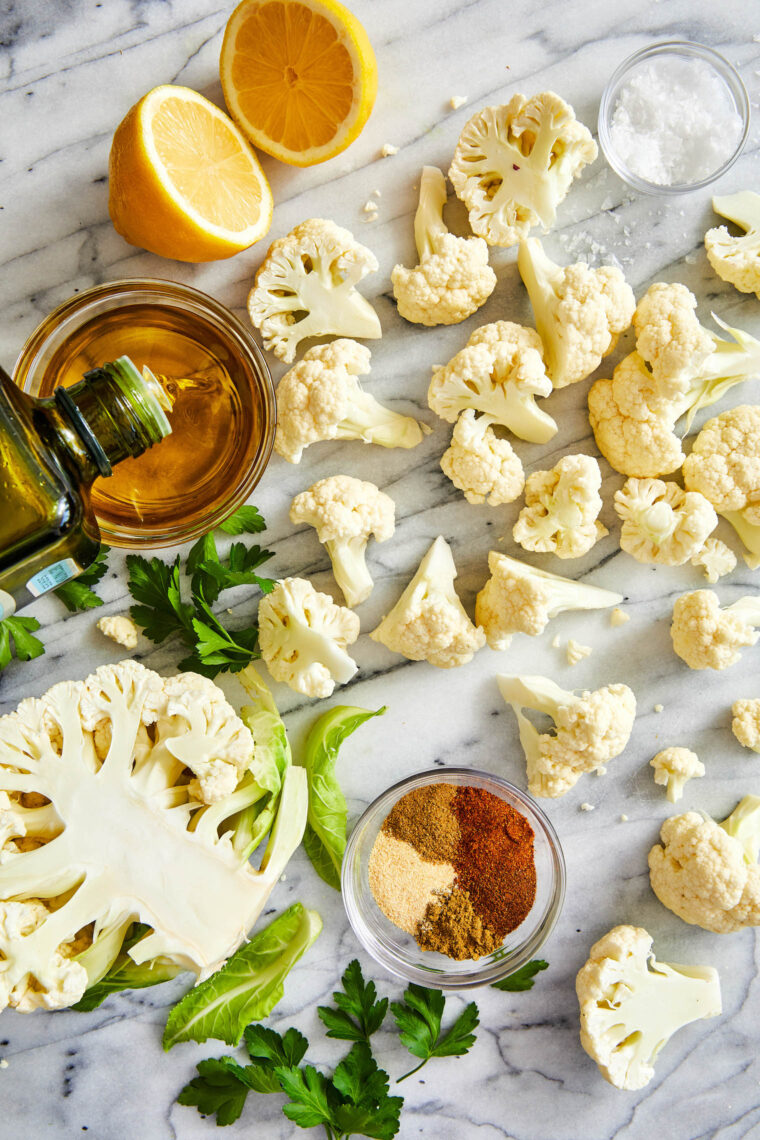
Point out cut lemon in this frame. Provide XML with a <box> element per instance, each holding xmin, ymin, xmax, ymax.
<box><xmin>108</xmin><ymin>85</ymin><xmax>274</xmax><ymax>262</ymax></box>
<box><xmin>220</xmin><ymin>0</ymin><xmax>377</xmax><ymax>167</ymax></box>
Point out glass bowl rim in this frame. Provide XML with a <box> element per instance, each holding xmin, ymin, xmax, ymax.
<box><xmin>597</xmin><ymin>39</ymin><xmax>750</xmax><ymax>196</ymax></box>
<box><xmin>341</xmin><ymin>766</ymin><xmax>566</xmax><ymax>990</ymax></box>
<box><xmin>13</xmin><ymin>276</ymin><xmax>276</xmax><ymax>549</ymax></box>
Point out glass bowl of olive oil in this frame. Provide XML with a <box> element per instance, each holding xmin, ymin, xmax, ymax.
<box><xmin>13</xmin><ymin>279</ymin><xmax>276</xmax><ymax>548</ymax></box>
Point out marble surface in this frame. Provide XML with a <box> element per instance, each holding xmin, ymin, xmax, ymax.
<box><xmin>3</xmin><ymin>0</ymin><xmax>760</xmax><ymax>1136</ymax></box>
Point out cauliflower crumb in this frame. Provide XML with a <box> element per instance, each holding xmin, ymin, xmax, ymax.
<box><xmin>620</xmin><ymin>813</ymin><xmax>629</xmax><ymax>822</ymax></box>
<box><xmin>381</xmin><ymin>143</ymin><xmax>399</xmax><ymax>157</ymax></box>
<box><xmin>610</xmin><ymin>607</ymin><xmax>630</xmax><ymax>627</ymax></box>
<box><xmin>372</xmin><ymin>189</ymin><xmax>382</xmax><ymax>198</ymax></box>
<box><xmin>654</xmin><ymin>703</ymin><xmax>664</xmax><ymax>713</ymax></box>
<box><xmin>567</xmin><ymin>639</ymin><xmax>592</xmax><ymax>666</ymax></box>
<box><xmin>0</xmin><ymin>1059</ymin><xmax>7</xmax><ymax>1069</ymax></box>
<box><xmin>450</xmin><ymin>95</ymin><xmax>468</xmax><ymax>110</ymax></box>
<box><xmin>362</xmin><ymin>200</ymin><xmax>378</xmax><ymax>214</ymax></box>
<box><xmin>580</xmin><ymin>802</ymin><xmax>595</xmax><ymax>812</ymax></box>
<box><xmin>96</xmin><ymin>614</ymin><xmax>138</xmax><ymax>650</ymax></box>
<box><xmin>551</xmin><ymin>634</ymin><xmax>562</xmax><ymax>649</ymax></box>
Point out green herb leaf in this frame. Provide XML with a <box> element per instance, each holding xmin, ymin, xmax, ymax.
<box><xmin>163</xmin><ymin>903</ymin><xmax>322</xmax><ymax>1049</ymax></box>
<box><xmin>196</xmin><ymin>542</ymin><xmax>275</xmax><ymax>597</ymax></box>
<box><xmin>277</xmin><ymin>1064</ymin><xmax>335</xmax><ymax>1130</ymax></box>
<box><xmin>301</xmin><ymin>705</ymin><xmax>386</xmax><ymax>891</ymax></box>
<box><xmin>218</xmin><ymin>505</ymin><xmax>267</xmax><ymax>535</ymax></box>
<box><xmin>244</xmin><ymin>1024</ymin><xmax>309</xmax><ymax>1070</ymax></box>
<box><xmin>491</xmin><ymin>959</ymin><xmax>548</xmax><ymax>992</ymax></box>
<box><xmin>177</xmin><ymin>1056</ymin><xmax>264</xmax><ymax>1125</ymax></box>
<box><xmin>0</xmin><ymin>615</ymin><xmax>44</xmax><ymax>672</ymax></box>
<box><xmin>332</xmin><ymin>1044</ymin><xmax>403</xmax><ymax>1138</ymax></box>
<box><xmin>53</xmin><ymin>545</ymin><xmax>110</xmax><ymax>612</ymax></box>
<box><xmin>189</xmin><ymin>605</ymin><xmax>260</xmax><ymax>674</ymax></box>
<box><xmin>318</xmin><ymin>959</ymin><xmax>389</xmax><ymax>1043</ymax></box>
<box><xmin>392</xmin><ymin>985</ymin><xmax>479</xmax><ymax>1082</ymax></box>
<box><xmin>332</xmin><ymin>1099</ymin><xmax>403</xmax><ymax>1140</ymax></box>
<box><xmin>126</xmin><ymin>554</ymin><xmax>194</xmax><ymax>644</ymax></box>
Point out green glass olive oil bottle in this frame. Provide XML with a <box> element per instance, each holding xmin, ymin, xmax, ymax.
<box><xmin>0</xmin><ymin>356</ymin><xmax>171</xmax><ymax>617</ymax></box>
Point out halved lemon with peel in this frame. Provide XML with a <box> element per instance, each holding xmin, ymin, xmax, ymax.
<box><xmin>109</xmin><ymin>85</ymin><xmax>273</xmax><ymax>262</ymax></box>
<box><xmin>220</xmin><ymin>0</ymin><xmax>377</xmax><ymax>167</ymax></box>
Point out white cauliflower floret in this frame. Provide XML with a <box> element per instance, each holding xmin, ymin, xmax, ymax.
<box><xmin>566</xmin><ymin>639</ymin><xmax>592</xmax><ymax>666</ymax></box>
<box><xmin>448</xmin><ymin>92</ymin><xmax>597</xmax><ymax>247</ymax></box>
<box><xmin>392</xmin><ymin>166</ymin><xmax>496</xmax><ymax>326</ymax></box>
<box><xmin>275</xmin><ymin>339</ymin><xmax>424</xmax><ymax>463</ymax></box>
<box><xmin>247</xmin><ymin>219</ymin><xmax>381</xmax><ymax>363</ymax></box>
<box><xmin>258</xmin><ymin>578</ymin><xmax>360</xmax><ymax>698</ymax></box>
<box><xmin>513</xmin><ymin>454</ymin><xmax>608</xmax><ymax>558</ymax></box>
<box><xmin>671</xmin><ymin>589</ymin><xmax>760</xmax><ymax>671</ymax></box>
<box><xmin>370</xmin><ymin>536</ymin><xmax>485</xmax><ymax>668</ymax></box>
<box><xmin>576</xmin><ymin>924</ymin><xmax>721</xmax><ymax>1091</ymax></box>
<box><xmin>649</xmin><ymin>796</ymin><xmax>760</xmax><ymax>932</ymax></box>
<box><xmin>690</xmin><ymin>538</ymin><xmax>737</xmax><ymax>584</ymax></box>
<box><xmin>517</xmin><ymin>237</ymin><xmax>635</xmax><ymax>387</ymax></box>
<box><xmin>475</xmin><ymin>551</ymin><xmax>622</xmax><ymax>651</ymax></box>
<box><xmin>650</xmin><ymin>746</ymin><xmax>705</xmax><ymax>803</ymax></box>
<box><xmin>683</xmin><ymin>405</ymin><xmax>760</xmax><ymax>569</ymax></box>
<box><xmin>497</xmin><ymin>674</ymin><xmax>636</xmax><ymax>797</ymax></box>
<box><xmin>289</xmin><ymin>475</ymin><xmax>395</xmax><ymax>607</ymax></box>
<box><xmin>96</xmin><ymin>614</ymin><xmax>139</xmax><ymax>649</ymax></box>
<box><xmin>0</xmin><ymin>900</ymin><xmax>89</xmax><ymax>1012</ymax></box>
<box><xmin>428</xmin><ymin>321</ymin><xmax>557</xmax><ymax>444</ymax></box>
<box><xmin>440</xmin><ymin>410</ymin><xmax>524</xmax><ymax>506</ymax></box>
<box><xmin>633</xmin><ymin>283</ymin><xmax>715</xmax><ymax>401</ymax></box>
<box><xmin>731</xmin><ymin>699</ymin><xmax>760</xmax><ymax>753</ymax></box>
<box><xmin>705</xmin><ymin>192</ymin><xmax>760</xmax><ymax>298</ymax></box>
<box><xmin>613</xmin><ymin>478</ymin><xmax>717</xmax><ymax>565</ymax></box>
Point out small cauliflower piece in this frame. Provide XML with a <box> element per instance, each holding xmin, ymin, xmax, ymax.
<box><xmin>448</xmin><ymin>92</ymin><xmax>597</xmax><ymax>247</ymax></box>
<box><xmin>613</xmin><ymin>478</ymin><xmax>717</xmax><ymax>565</ymax></box>
<box><xmin>370</xmin><ymin>536</ymin><xmax>485</xmax><ymax>669</ymax></box>
<box><xmin>649</xmin><ymin>796</ymin><xmax>760</xmax><ymax>932</ymax></box>
<box><xmin>391</xmin><ymin>166</ymin><xmax>496</xmax><ymax>326</ymax></box>
<box><xmin>289</xmin><ymin>475</ymin><xmax>395</xmax><ymax>607</ymax></box>
<box><xmin>96</xmin><ymin>614</ymin><xmax>138</xmax><ymax>650</ymax></box>
<box><xmin>440</xmin><ymin>410</ymin><xmax>524</xmax><ymax>506</ymax></box>
<box><xmin>576</xmin><ymin>924</ymin><xmax>721</xmax><ymax>1091</ymax></box>
<box><xmin>475</xmin><ymin>551</ymin><xmax>622</xmax><ymax>650</ymax></box>
<box><xmin>690</xmin><ymin>538</ymin><xmax>737</xmax><ymax>584</ymax></box>
<box><xmin>380</xmin><ymin>143</ymin><xmax>398</xmax><ymax>157</ymax></box>
<box><xmin>258</xmin><ymin>578</ymin><xmax>359</xmax><ymax>698</ymax></box>
<box><xmin>0</xmin><ymin>900</ymin><xmax>88</xmax><ymax>1012</ymax></box>
<box><xmin>513</xmin><ymin>454</ymin><xmax>608</xmax><ymax>558</ymax></box>
<box><xmin>731</xmin><ymin>699</ymin><xmax>760</xmax><ymax>753</ymax></box>
<box><xmin>566</xmin><ymin>639</ymin><xmax>592</xmax><ymax>666</ymax></box>
<box><xmin>650</xmin><ymin>746</ymin><xmax>705</xmax><ymax>803</ymax></box>
<box><xmin>705</xmin><ymin>192</ymin><xmax>760</xmax><ymax>298</ymax></box>
<box><xmin>428</xmin><ymin>320</ymin><xmax>557</xmax><ymax>443</ymax></box>
<box><xmin>671</xmin><ymin>589</ymin><xmax>760</xmax><ymax>671</ymax></box>
<box><xmin>247</xmin><ymin>219</ymin><xmax>381</xmax><ymax>363</ymax></box>
<box><xmin>610</xmin><ymin>607</ymin><xmax>630</xmax><ymax>627</ymax></box>
<box><xmin>683</xmin><ymin>405</ymin><xmax>760</xmax><ymax>569</ymax></box>
<box><xmin>274</xmin><ymin>339</ymin><xmax>424</xmax><ymax>463</ymax></box>
<box><xmin>517</xmin><ymin>237</ymin><xmax>635</xmax><ymax>388</ymax></box>
<box><xmin>497</xmin><ymin>674</ymin><xmax>636</xmax><ymax>797</ymax></box>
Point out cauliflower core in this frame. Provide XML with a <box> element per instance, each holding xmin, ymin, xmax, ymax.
<box><xmin>513</xmin><ymin>454</ymin><xmax>608</xmax><ymax>558</ymax></box>
<box><xmin>440</xmin><ymin>410</ymin><xmax>524</xmax><ymax>506</ymax></box>
<box><xmin>613</xmin><ymin>478</ymin><xmax>717</xmax><ymax>566</ymax></box>
<box><xmin>731</xmin><ymin>699</ymin><xmax>760</xmax><ymax>753</ymax></box>
<box><xmin>392</xmin><ymin>166</ymin><xmax>496</xmax><ymax>326</ymax></box>
<box><xmin>670</xmin><ymin>589</ymin><xmax>760</xmax><ymax>671</ymax></box>
<box><xmin>650</xmin><ymin>746</ymin><xmax>705</xmax><ymax>803</ymax></box>
<box><xmin>705</xmin><ymin>192</ymin><xmax>760</xmax><ymax>299</ymax></box>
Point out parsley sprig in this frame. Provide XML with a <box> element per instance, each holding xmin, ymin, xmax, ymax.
<box><xmin>318</xmin><ymin>959</ymin><xmax>389</xmax><ymax>1044</ymax></box>
<box><xmin>491</xmin><ymin>959</ymin><xmax>548</xmax><ymax>991</ymax></box>
<box><xmin>391</xmin><ymin>984</ymin><xmax>479</xmax><ymax>1083</ymax></box>
<box><xmin>53</xmin><ymin>544</ymin><xmax>110</xmax><ymax>611</ymax></box>
<box><xmin>0</xmin><ymin>615</ymin><xmax>44</xmax><ymax>672</ymax></box>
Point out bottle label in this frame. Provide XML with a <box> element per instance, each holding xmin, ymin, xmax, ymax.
<box><xmin>26</xmin><ymin>558</ymin><xmax>79</xmax><ymax>598</ymax></box>
<box><xmin>0</xmin><ymin>589</ymin><xmax>16</xmax><ymax>619</ymax></box>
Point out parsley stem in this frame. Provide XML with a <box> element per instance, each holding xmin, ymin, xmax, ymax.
<box><xmin>396</xmin><ymin>1058</ymin><xmax>427</xmax><ymax>1083</ymax></box>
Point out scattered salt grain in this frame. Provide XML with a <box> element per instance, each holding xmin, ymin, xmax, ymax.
<box><xmin>610</xmin><ymin>607</ymin><xmax>630</xmax><ymax>627</ymax></box>
<box><xmin>580</xmin><ymin>802</ymin><xmax>595</xmax><ymax>812</ymax></box>
<box><xmin>608</xmin><ymin>55</ymin><xmax>744</xmax><ymax>185</ymax></box>
<box><xmin>654</xmin><ymin>703</ymin><xmax>664</xmax><ymax>714</ymax></box>
<box><xmin>450</xmin><ymin>95</ymin><xmax>468</xmax><ymax>110</ymax></box>
<box><xmin>380</xmin><ymin>143</ymin><xmax>399</xmax><ymax>157</ymax></box>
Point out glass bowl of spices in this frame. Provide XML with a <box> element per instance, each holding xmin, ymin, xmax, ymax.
<box><xmin>598</xmin><ymin>41</ymin><xmax>750</xmax><ymax>195</ymax></box>
<box><xmin>342</xmin><ymin>768</ymin><xmax>565</xmax><ymax>989</ymax></box>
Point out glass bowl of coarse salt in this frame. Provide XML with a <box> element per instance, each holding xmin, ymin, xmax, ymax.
<box><xmin>341</xmin><ymin>768</ymin><xmax>565</xmax><ymax>990</ymax></box>
<box><xmin>598</xmin><ymin>40</ymin><xmax>750</xmax><ymax>194</ymax></box>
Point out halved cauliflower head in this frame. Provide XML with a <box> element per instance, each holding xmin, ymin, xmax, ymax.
<box><xmin>258</xmin><ymin>577</ymin><xmax>360</xmax><ymax>698</ymax></box>
<box><xmin>731</xmin><ymin>699</ymin><xmax>760</xmax><ymax>753</ymax></box>
<box><xmin>613</xmin><ymin>478</ymin><xmax>717</xmax><ymax>565</ymax></box>
<box><xmin>517</xmin><ymin>237</ymin><xmax>635</xmax><ymax>388</ymax></box>
<box><xmin>650</xmin><ymin>746</ymin><xmax>705</xmax><ymax>803</ymax></box>
<box><xmin>705</xmin><ymin>192</ymin><xmax>760</xmax><ymax>299</ymax></box>
<box><xmin>428</xmin><ymin>321</ymin><xmax>557</xmax><ymax>444</ymax></box>
<box><xmin>513</xmin><ymin>454</ymin><xmax>608</xmax><ymax>558</ymax></box>
<box><xmin>248</xmin><ymin>219</ymin><xmax>381</xmax><ymax>363</ymax></box>
<box><xmin>370</xmin><ymin>536</ymin><xmax>485</xmax><ymax>668</ymax></box>
<box><xmin>392</xmin><ymin>166</ymin><xmax>496</xmax><ymax>326</ymax></box>
<box><xmin>440</xmin><ymin>410</ymin><xmax>524</xmax><ymax>506</ymax></box>
<box><xmin>449</xmin><ymin>92</ymin><xmax>597</xmax><ymax>247</ymax></box>
<box><xmin>671</xmin><ymin>589</ymin><xmax>760</xmax><ymax>671</ymax></box>
<box><xmin>649</xmin><ymin>796</ymin><xmax>760</xmax><ymax>932</ymax></box>
<box><xmin>275</xmin><ymin>339</ymin><xmax>424</xmax><ymax>464</ymax></box>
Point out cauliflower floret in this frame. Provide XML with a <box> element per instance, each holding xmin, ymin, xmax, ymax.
<box><xmin>731</xmin><ymin>699</ymin><xmax>760</xmax><ymax>753</ymax></box>
<box><xmin>428</xmin><ymin>321</ymin><xmax>557</xmax><ymax>443</ymax></box>
<box><xmin>0</xmin><ymin>900</ymin><xmax>89</xmax><ymax>1012</ymax></box>
<box><xmin>683</xmin><ymin>405</ymin><xmax>760</xmax><ymax>569</ymax></box>
<box><xmin>513</xmin><ymin>454</ymin><xmax>608</xmax><ymax>558</ymax></box>
<box><xmin>517</xmin><ymin>237</ymin><xmax>635</xmax><ymax>388</ymax></box>
<box><xmin>391</xmin><ymin>166</ymin><xmax>496</xmax><ymax>326</ymax></box>
<box><xmin>96</xmin><ymin>614</ymin><xmax>139</xmax><ymax>649</ymax></box>
<box><xmin>650</xmin><ymin>746</ymin><xmax>705</xmax><ymax>803</ymax></box>
<box><xmin>275</xmin><ymin>339</ymin><xmax>424</xmax><ymax>464</ymax></box>
<box><xmin>258</xmin><ymin>577</ymin><xmax>360</xmax><ymax>698</ymax></box>
<box><xmin>289</xmin><ymin>475</ymin><xmax>395</xmax><ymax>607</ymax></box>
<box><xmin>370</xmin><ymin>536</ymin><xmax>485</xmax><ymax>668</ymax></box>
<box><xmin>475</xmin><ymin>551</ymin><xmax>622</xmax><ymax>651</ymax></box>
<box><xmin>648</xmin><ymin>797</ymin><xmax>760</xmax><ymax>932</ymax></box>
<box><xmin>247</xmin><ymin>219</ymin><xmax>381</xmax><ymax>363</ymax></box>
<box><xmin>705</xmin><ymin>192</ymin><xmax>760</xmax><ymax>298</ymax></box>
<box><xmin>671</xmin><ymin>589</ymin><xmax>760</xmax><ymax>671</ymax></box>
<box><xmin>690</xmin><ymin>538</ymin><xmax>737</xmax><ymax>583</ymax></box>
<box><xmin>440</xmin><ymin>410</ymin><xmax>524</xmax><ymax>506</ymax></box>
<box><xmin>613</xmin><ymin>478</ymin><xmax>717</xmax><ymax>565</ymax></box>
<box><xmin>576</xmin><ymin>924</ymin><xmax>721</xmax><ymax>1091</ymax></box>
<box><xmin>448</xmin><ymin>92</ymin><xmax>597</xmax><ymax>247</ymax></box>
<box><xmin>497</xmin><ymin>674</ymin><xmax>636</xmax><ymax>797</ymax></box>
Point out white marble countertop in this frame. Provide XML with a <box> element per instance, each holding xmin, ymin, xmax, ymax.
<box><xmin>3</xmin><ymin>0</ymin><xmax>760</xmax><ymax>1136</ymax></box>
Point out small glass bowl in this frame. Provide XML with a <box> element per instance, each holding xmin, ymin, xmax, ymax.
<box><xmin>598</xmin><ymin>40</ymin><xmax>750</xmax><ymax>195</ymax></box>
<box><xmin>342</xmin><ymin>768</ymin><xmax>565</xmax><ymax>990</ymax></box>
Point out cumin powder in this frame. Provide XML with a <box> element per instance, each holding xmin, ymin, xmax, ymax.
<box><xmin>381</xmin><ymin>783</ymin><xmax>459</xmax><ymax>863</ymax></box>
